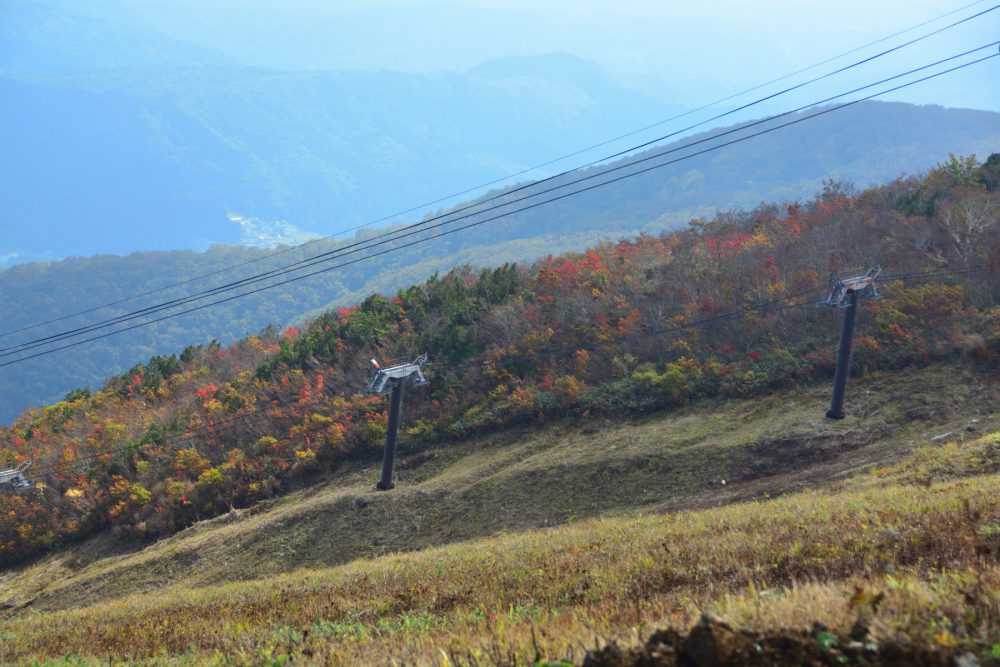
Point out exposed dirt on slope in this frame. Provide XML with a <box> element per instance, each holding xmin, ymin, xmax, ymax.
<box><xmin>584</xmin><ymin>614</ymin><xmax>972</xmax><ymax>667</ymax></box>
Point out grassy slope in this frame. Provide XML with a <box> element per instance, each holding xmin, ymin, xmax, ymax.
<box><xmin>0</xmin><ymin>360</ymin><xmax>996</xmax><ymax>663</ymax></box>
<box><xmin>1</xmin><ymin>362</ymin><xmax>993</xmax><ymax>611</ymax></box>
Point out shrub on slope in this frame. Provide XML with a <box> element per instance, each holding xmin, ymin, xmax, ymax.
<box><xmin>0</xmin><ymin>157</ymin><xmax>997</xmax><ymax>565</ymax></box>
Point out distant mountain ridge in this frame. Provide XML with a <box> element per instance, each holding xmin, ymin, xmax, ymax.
<box><xmin>468</xmin><ymin>52</ymin><xmax>624</xmax><ymax>95</ymax></box>
<box><xmin>0</xmin><ymin>0</ymin><xmax>234</xmax><ymax>71</ymax></box>
<box><xmin>1</xmin><ymin>100</ymin><xmax>999</xmax><ymax>424</ymax></box>
<box><xmin>0</xmin><ymin>56</ymin><xmax>669</xmax><ymax>262</ymax></box>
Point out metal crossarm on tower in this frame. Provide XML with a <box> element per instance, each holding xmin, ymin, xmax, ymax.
<box><xmin>822</xmin><ymin>266</ymin><xmax>882</xmax><ymax>308</ymax></box>
<box><xmin>820</xmin><ymin>266</ymin><xmax>881</xmax><ymax>419</ymax></box>
<box><xmin>0</xmin><ymin>461</ymin><xmax>31</xmax><ymax>492</ymax></box>
<box><xmin>365</xmin><ymin>353</ymin><xmax>429</xmax><ymax>395</ymax></box>
<box><xmin>364</xmin><ymin>354</ymin><xmax>429</xmax><ymax>490</ymax></box>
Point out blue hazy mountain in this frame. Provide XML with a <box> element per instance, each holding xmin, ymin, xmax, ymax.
<box><xmin>1</xmin><ymin>99</ymin><xmax>999</xmax><ymax>424</ymax></box>
<box><xmin>0</xmin><ymin>57</ymin><xmax>672</xmax><ymax>262</ymax></box>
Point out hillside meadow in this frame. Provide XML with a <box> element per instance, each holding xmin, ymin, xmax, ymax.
<box><xmin>0</xmin><ymin>360</ymin><xmax>992</xmax><ymax>610</ymax></box>
<box><xmin>1</xmin><ymin>422</ymin><xmax>999</xmax><ymax>664</ymax></box>
<box><xmin>0</xmin><ymin>155</ymin><xmax>997</xmax><ymax>664</ymax></box>
<box><xmin>0</xmin><ymin>155</ymin><xmax>998</xmax><ymax>568</ymax></box>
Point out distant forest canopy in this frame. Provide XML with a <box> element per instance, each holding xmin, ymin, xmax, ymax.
<box><xmin>0</xmin><ymin>155</ymin><xmax>997</xmax><ymax>565</ymax></box>
<box><xmin>2</xmin><ymin>98</ymin><xmax>1000</xmax><ymax>422</ymax></box>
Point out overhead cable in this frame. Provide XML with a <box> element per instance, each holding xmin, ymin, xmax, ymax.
<box><xmin>1</xmin><ymin>1</ymin><xmax>994</xmax><ymax>341</ymax></box>
<box><xmin>1</xmin><ymin>42</ymin><xmax>997</xmax><ymax>365</ymax></box>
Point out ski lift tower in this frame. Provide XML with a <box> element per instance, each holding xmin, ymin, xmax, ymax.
<box><xmin>0</xmin><ymin>461</ymin><xmax>31</xmax><ymax>492</ymax></box>
<box><xmin>820</xmin><ymin>266</ymin><xmax>881</xmax><ymax>419</ymax></box>
<box><xmin>365</xmin><ymin>354</ymin><xmax>429</xmax><ymax>490</ymax></box>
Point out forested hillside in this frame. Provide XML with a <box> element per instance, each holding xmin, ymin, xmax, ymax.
<box><xmin>0</xmin><ymin>155</ymin><xmax>997</xmax><ymax>566</ymax></box>
<box><xmin>3</xmin><ymin>101</ymin><xmax>999</xmax><ymax>424</ymax></box>
<box><xmin>0</xmin><ymin>228</ymin><xmax>601</xmax><ymax>425</ymax></box>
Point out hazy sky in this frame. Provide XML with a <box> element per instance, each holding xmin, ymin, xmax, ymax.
<box><xmin>4</xmin><ymin>0</ymin><xmax>998</xmax><ymax>111</ymax></box>
<box><xmin>98</xmin><ymin>0</ymin><xmax>999</xmax><ymax>111</ymax></box>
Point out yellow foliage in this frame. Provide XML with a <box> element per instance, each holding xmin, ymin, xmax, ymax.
<box><xmin>196</xmin><ymin>467</ymin><xmax>227</xmax><ymax>493</ymax></box>
<box><xmin>174</xmin><ymin>448</ymin><xmax>210</xmax><ymax>478</ymax></box>
<box><xmin>749</xmin><ymin>230</ymin><xmax>772</xmax><ymax>247</ymax></box>
<box><xmin>128</xmin><ymin>483</ymin><xmax>151</xmax><ymax>507</ymax></box>
<box><xmin>508</xmin><ymin>386</ymin><xmax>538</xmax><ymax>409</ymax></box>
<box><xmin>404</xmin><ymin>419</ymin><xmax>436</xmax><ymax>438</ymax></box>
<box><xmin>934</xmin><ymin>630</ymin><xmax>958</xmax><ymax>647</ymax></box>
<box><xmin>108</xmin><ymin>501</ymin><xmax>127</xmax><ymax>519</ymax></box>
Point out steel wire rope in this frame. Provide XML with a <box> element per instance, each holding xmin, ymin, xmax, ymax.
<box><xmin>21</xmin><ymin>264</ymin><xmax>994</xmax><ymax>481</ymax></box>
<box><xmin>3</xmin><ymin>42</ymin><xmax>998</xmax><ymax>363</ymax></box>
<box><xmin>21</xmin><ymin>285</ymin><xmax>823</xmax><ymax>480</ymax></box>
<box><xmin>1</xmin><ymin>3</ymin><xmax>995</xmax><ymax>343</ymax></box>
<box><xmin>0</xmin><ymin>0</ymin><xmax>988</xmax><ymax>343</ymax></box>
<box><xmin>1</xmin><ymin>48</ymin><xmax>996</xmax><ymax>369</ymax></box>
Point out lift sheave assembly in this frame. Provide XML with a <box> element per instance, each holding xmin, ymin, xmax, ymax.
<box><xmin>0</xmin><ymin>461</ymin><xmax>31</xmax><ymax>492</ymax></box>
<box><xmin>365</xmin><ymin>354</ymin><xmax>429</xmax><ymax>490</ymax></box>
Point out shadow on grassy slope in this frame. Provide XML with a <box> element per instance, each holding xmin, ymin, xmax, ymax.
<box><xmin>0</xmin><ymin>360</ymin><xmax>994</xmax><ymax>620</ymax></box>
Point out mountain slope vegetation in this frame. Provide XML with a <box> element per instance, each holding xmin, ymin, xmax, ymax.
<box><xmin>2</xmin><ymin>103</ymin><xmax>999</xmax><ymax>424</ymax></box>
<box><xmin>2</xmin><ymin>394</ymin><xmax>999</xmax><ymax>664</ymax></box>
<box><xmin>0</xmin><ymin>154</ymin><xmax>997</xmax><ymax>665</ymax></box>
<box><xmin>0</xmin><ymin>155</ymin><xmax>997</xmax><ymax>568</ymax></box>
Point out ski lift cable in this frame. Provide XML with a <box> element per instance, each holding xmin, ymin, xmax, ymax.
<box><xmin>1</xmin><ymin>44</ymin><xmax>997</xmax><ymax>365</ymax></box>
<box><xmin>18</xmin><ymin>264</ymin><xmax>992</xmax><ymax>482</ymax></box>
<box><xmin>0</xmin><ymin>4</ymin><xmax>995</xmax><ymax>344</ymax></box>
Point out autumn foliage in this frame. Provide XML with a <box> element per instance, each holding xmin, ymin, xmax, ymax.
<box><xmin>0</xmin><ymin>157</ymin><xmax>998</xmax><ymax>565</ymax></box>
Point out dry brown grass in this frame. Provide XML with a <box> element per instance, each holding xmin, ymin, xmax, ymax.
<box><xmin>3</xmin><ymin>361</ymin><xmax>993</xmax><ymax>620</ymax></box>
<box><xmin>1</xmin><ymin>363</ymin><xmax>997</xmax><ymax>664</ymax></box>
<box><xmin>3</xmin><ymin>431</ymin><xmax>1000</xmax><ymax>663</ymax></box>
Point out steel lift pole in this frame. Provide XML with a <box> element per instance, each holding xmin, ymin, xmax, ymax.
<box><xmin>377</xmin><ymin>379</ymin><xmax>405</xmax><ymax>490</ymax></box>
<box><xmin>819</xmin><ymin>267</ymin><xmax>881</xmax><ymax>420</ymax></box>
<box><xmin>826</xmin><ymin>289</ymin><xmax>859</xmax><ymax>420</ymax></box>
<box><xmin>365</xmin><ymin>354</ymin><xmax>428</xmax><ymax>491</ymax></box>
